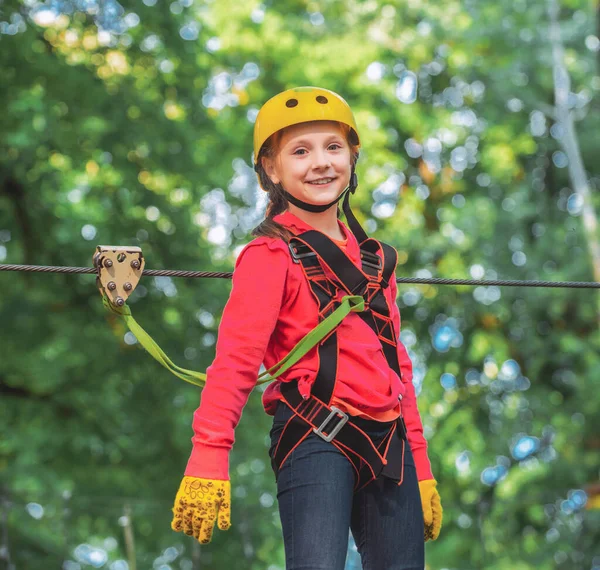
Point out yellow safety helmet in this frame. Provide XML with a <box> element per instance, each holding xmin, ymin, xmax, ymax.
<box><xmin>253</xmin><ymin>86</ymin><xmax>360</xmax><ymax>167</ymax></box>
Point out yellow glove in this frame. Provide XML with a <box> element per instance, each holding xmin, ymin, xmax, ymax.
<box><xmin>171</xmin><ymin>476</ymin><xmax>231</xmax><ymax>544</ymax></box>
<box><xmin>418</xmin><ymin>479</ymin><xmax>443</xmax><ymax>541</ymax></box>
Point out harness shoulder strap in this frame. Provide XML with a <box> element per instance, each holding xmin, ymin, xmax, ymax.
<box><xmin>289</xmin><ymin>231</ymin><xmax>402</xmax><ymax>378</ymax></box>
<box><xmin>290</xmin><ymin>230</ymin><xmax>369</xmax><ymax>296</ymax></box>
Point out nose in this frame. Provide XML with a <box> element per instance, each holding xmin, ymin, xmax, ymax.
<box><xmin>311</xmin><ymin>148</ymin><xmax>331</xmax><ymax>170</ymax></box>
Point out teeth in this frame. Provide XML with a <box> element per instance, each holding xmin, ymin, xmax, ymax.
<box><xmin>309</xmin><ymin>178</ymin><xmax>334</xmax><ymax>185</ymax></box>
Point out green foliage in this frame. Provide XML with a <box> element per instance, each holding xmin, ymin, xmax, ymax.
<box><xmin>1</xmin><ymin>0</ymin><xmax>599</xmax><ymax>568</ymax></box>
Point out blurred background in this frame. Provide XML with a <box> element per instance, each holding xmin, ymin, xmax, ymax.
<box><xmin>1</xmin><ymin>0</ymin><xmax>599</xmax><ymax>568</ymax></box>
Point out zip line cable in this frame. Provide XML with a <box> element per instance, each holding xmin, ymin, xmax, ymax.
<box><xmin>1</xmin><ymin>258</ymin><xmax>598</xmax><ymax>390</ymax></box>
<box><xmin>1</xmin><ymin>263</ymin><xmax>599</xmax><ymax>288</ymax></box>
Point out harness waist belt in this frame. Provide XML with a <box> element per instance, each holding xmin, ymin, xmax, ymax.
<box><xmin>271</xmin><ymin>382</ymin><xmax>408</xmax><ymax>491</ymax></box>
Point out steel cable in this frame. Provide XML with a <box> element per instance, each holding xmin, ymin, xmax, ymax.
<box><xmin>1</xmin><ymin>263</ymin><xmax>598</xmax><ymax>288</ymax></box>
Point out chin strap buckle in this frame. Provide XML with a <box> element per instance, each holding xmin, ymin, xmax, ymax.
<box><xmin>349</xmin><ymin>171</ymin><xmax>358</xmax><ymax>194</ymax></box>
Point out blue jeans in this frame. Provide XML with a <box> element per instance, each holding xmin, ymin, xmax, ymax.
<box><xmin>269</xmin><ymin>401</ymin><xmax>425</xmax><ymax>570</ymax></box>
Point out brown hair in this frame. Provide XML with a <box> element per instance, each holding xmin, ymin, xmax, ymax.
<box><xmin>252</xmin><ymin>122</ymin><xmax>360</xmax><ymax>242</ymax></box>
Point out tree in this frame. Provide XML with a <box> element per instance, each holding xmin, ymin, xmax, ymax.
<box><xmin>1</xmin><ymin>0</ymin><xmax>598</xmax><ymax>568</ymax></box>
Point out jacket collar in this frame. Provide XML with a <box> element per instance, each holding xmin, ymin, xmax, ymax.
<box><xmin>273</xmin><ymin>211</ymin><xmax>361</xmax><ymax>262</ymax></box>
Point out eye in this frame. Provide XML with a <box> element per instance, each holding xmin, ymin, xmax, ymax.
<box><xmin>328</xmin><ymin>143</ymin><xmax>342</xmax><ymax>150</ymax></box>
<box><xmin>293</xmin><ymin>148</ymin><xmax>308</xmax><ymax>155</ymax></box>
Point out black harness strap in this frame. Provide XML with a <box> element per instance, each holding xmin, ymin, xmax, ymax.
<box><xmin>342</xmin><ymin>188</ymin><xmax>369</xmax><ymax>246</ymax></box>
<box><xmin>291</xmin><ymin>231</ymin><xmax>401</xmax><ymax>377</ymax></box>
<box><xmin>271</xmin><ymin>230</ymin><xmax>408</xmax><ymax>491</ymax></box>
<box><xmin>276</xmin><ymin>387</ymin><xmax>396</xmax><ymax>484</ymax></box>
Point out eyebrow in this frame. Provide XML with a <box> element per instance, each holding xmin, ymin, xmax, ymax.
<box><xmin>288</xmin><ymin>135</ymin><xmax>344</xmax><ymax>147</ymax></box>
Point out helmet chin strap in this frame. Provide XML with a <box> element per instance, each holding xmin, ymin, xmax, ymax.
<box><xmin>282</xmin><ymin>187</ymin><xmax>347</xmax><ymax>213</ymax></box>
<box><xmin>281</xmin><ymin>168</ymin><xmax>370</xmax><ymax>243</ymax></box>
<box><xmin>282</xmin><ymin>170</ymin><xmax>358</xmax><ymax>214</ymax></box>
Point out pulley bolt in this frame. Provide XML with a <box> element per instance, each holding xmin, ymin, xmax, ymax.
<box><xmin>115</xmin><ymin>297</ymin><xmax>125</xmax><ymax>307</ymax></box>
<box><xmin>107</xmin><ymin>281</ymin><xmax>117</xmax><ymax>291</ymax></box>
<box><xmin>131</xmin><ymin>260</ymin><xmax>141</xmax><ymax>270</ymax></box>
<box><xmin>124</xmin><ymin>282</ymin><xmax>132</xmax><ymax>291</ymax></box>
<box><xmin>104</xmin><ymin>259</ymin><xmax>113</xmax><ymax>268</ymax></box>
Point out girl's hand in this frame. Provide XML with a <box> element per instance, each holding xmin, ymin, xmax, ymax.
<box><xmin>171</xmin><ymin>476</ymin><xmax>231</xmax><ymax>544</ymax></box>
<box><xmin>418</xmin><ymin>479</ymin><xmax>443</xmax><ymax>541</ymax></box>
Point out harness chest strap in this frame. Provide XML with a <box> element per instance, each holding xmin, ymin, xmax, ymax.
<box><xmin>271</xmin><ymin>230</ymin><xmax>408</xmax><ymax>491</ymax></box>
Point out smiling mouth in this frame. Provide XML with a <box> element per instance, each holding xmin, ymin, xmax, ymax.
<box><xmin>306</xmin><ymin>177</ymin><xmax>337</xmax><ymax>186</ymax></box>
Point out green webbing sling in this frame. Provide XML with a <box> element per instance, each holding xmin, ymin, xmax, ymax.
<box><xmin>102</xmin><ymin>294</ymin><xmax>365</xmax><ymax>389</ymax></box>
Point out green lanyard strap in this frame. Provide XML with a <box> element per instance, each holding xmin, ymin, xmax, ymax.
<box><xmin>102</xmin><ymin>294</ymin><xmax>365</xmax><ymax>389</ymax></box>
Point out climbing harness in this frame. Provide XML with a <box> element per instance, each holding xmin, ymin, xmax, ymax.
<box><xmin>270</xmin><ymin>225</ymin><xmax>410</xmax><ymax>492</ymax></box>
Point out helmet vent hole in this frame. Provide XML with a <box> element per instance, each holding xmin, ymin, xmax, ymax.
<box><xmin>285</xmin><ymin>98</ymin><xmax>298</xmax><ymax>108</ymax></box>
<box><xmin>316</xmin><ymin>95</ymin><xmax>328</xmax><ymax>104</ymax></box>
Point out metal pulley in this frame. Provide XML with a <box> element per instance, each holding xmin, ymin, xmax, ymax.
<box><xmin>93</xmin><ymin>246</ymin><xmax>145</xmax><ymax>307</ymax></box>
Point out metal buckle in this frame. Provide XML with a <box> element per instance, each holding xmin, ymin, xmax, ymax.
<box><xmin>313</xmin><ymin>406</ymin><xmax>349</xmax><ymax>442</ymax></box>
<box><xmin>289</xmin><ymin>242</ymin><xmax>317</xmax><ymax>264</ymax></box>
<box><xmin>360</xmin><ymin>251</ymin><xmax>382</xmax><ymax>271</ymax></box>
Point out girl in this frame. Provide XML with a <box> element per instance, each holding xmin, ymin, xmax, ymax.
<box><xmin>171</xmin><ymin>87</ymin><xmax>443</xmax><ymax>569</ymax></box>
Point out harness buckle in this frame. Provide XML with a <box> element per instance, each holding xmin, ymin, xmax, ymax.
<box><xmin>360</xmin><ymin>251</ymin><xmax>382</xmax><ymax>271</ymax></box>
<box><xmin>313</xmin><ymin>406</ymin><xmax>349</xmax><ymax>442</ymax></box>
<box><xmin>289</xmin><ymin>242</ymin><xmax>317</xmax><ymax>264</ymax></box>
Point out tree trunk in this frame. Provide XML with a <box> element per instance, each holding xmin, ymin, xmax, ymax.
<box><xmin>547</xmin><ymin>0</ymin><xmax>600</xmax><ymax>321</ymax></box>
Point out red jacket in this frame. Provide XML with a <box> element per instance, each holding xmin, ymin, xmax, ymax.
<box><xmin>185</xmin><ymin>212</ymin><xmax>434</xmax><ymax>482</ymax></box>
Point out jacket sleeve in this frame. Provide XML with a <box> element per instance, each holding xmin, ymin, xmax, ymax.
<box><xmin>389</xmin><ymin>277</ymin><xmax>434</xmax><ymax>482</ymax></box>
<box><xmin>184</xmin><ymin>238</ymin><xmax>289</xmax><ymax>480</ymax></box>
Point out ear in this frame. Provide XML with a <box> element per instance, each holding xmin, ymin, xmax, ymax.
<box><xmin>261</xmin><ymin>156</ymin><xmax>280</xmax><ymax>185</ymax></box>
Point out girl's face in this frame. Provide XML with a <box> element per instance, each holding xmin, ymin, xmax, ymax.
<box><xmin>262</xmin><ymin>121</ymin><xmax>352</xmax><ymax>209</ymax></box>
